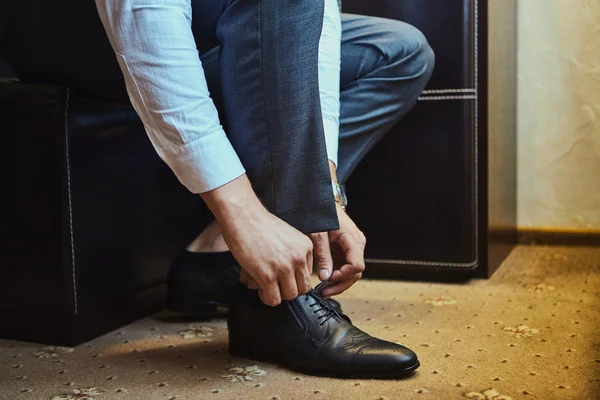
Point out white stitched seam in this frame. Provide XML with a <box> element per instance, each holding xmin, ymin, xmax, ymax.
<box><xmin>421</xmin><ymin>88</ymin><xmax>476</xmax><ymax>94</ymax></box>
<box><xmin>64</xmin><ymin>87</ymin><xmax>78</xmax><ymax>315</ymax></box>
<box><xmin>474</xmin><ymin>0</ymin><xmax>480</xmax><ymax>267</ymax></box>
<box><xmin>365</xmin><ymin>258</ymin><xmax>478</xmax><ymax>268</ymax></box>
<box><xmin>418</xmin><ymin>95</ymin><xmax>477</xmax><ymax>101</ymax></box>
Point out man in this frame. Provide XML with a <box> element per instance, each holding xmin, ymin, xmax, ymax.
<box><xmin>3</xmin><ymin>0</ymin><xmax>433</xmax><ymax>379</ymax></box>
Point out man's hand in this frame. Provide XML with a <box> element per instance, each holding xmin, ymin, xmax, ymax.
<box><xmin>310</xmin><ymin>202</ymin><xmax>367</xmax><ymax>299</ymax></box>
<box><xmin>202</xmin><ymin>175</ymin><xmax>313</xmax><ymax>307</ymax></box>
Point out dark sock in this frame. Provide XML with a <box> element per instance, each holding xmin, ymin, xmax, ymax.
<box><xmin>179</xmin><ymin>250</ymin><xmax>236</xmax><ymax>268</ymax></box>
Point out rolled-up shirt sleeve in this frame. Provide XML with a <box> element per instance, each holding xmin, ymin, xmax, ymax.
<box><xmin>319</xmin><ymin>0</ymin><xmax>342</xmax><ymax>167</ymax></box>
<box><xmin>95</xmin><ymin>0</ymin><xmax>245</xmax><ymax>194</ymax></box>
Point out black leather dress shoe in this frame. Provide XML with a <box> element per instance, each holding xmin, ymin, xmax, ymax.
<box><xmin>166</xmin><ymin>252</ymin><xmax>241</xmax><ymax>317</ymax></box>
<box><xmin>166</xmin><ymin>253</ymin><xmax>343</xmax><ymax>317</ymax></box>
<box><xmin>227</xmin><ymin>282</ymin><xmax>419</xmax><ymax>379</ymax></box>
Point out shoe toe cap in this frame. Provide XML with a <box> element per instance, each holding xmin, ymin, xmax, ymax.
<box><xmin>356</xmin><ymin>339</ymin><xmax>419</xmax><ymax>373</ymax></box>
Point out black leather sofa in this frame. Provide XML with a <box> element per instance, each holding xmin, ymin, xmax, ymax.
<box><xmin>1</xmin><ymin>84</ymin><xmax>209</xmax><ymax>345</ymax></box>
<box><xmin>0</xmin><ymin>0</ymin><xmax>516</xmax><ymax>345</ymax></box>
<box><xmin>342</xmin><ymin>0</ymin><xmax>517</xmax><ymax>281</ymax></box>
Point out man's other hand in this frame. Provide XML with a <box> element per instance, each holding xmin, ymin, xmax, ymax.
<box><xmin>309</xmin><ymin>203</ymin><xmax>366</xmax><ymax>298</ymax></box>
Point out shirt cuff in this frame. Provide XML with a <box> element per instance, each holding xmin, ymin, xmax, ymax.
<box><xmin>323</xmin><ymin>117</ymin><xmax>339</xmax><ymax>167</ymax></box>
<box><xmin>158</xmin><ymin>128</ymin><xmax>246</xmax><ymax>194</ymax></box>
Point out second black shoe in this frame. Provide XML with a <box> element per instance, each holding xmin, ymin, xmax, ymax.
<box><xmin>166</xmin><ymin>251</ymin><xmax>241</xmax><ymax>317</ymax></box>
<box><xmin>227</xmin><ymin>282</ymin><xmax>420</xmax><ymax>379</ymax></box>
<box><xmin>167</xmin><ymin>251</ymin><xmax>343</xmax><ymax>317</ymax></box>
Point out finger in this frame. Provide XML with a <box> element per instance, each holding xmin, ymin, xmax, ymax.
<box><xmin>338</xmin><ymin>233</ymin><xmax>365</xmax><ymax>268</ymax></box>
<box><xmin>295</xmin><ymin>264</ymin><xmax>312</xmax><ymax>295</ymax></box>
<box><xmin>331</xmin><ymin>233</ymin><xmax>365</xmax><ymax>280</ymax></box>
<box><xmin>280</xmin><ymin>269</ymin><xmax>299</xmax><ymax>301</ymax></box>
<box><xmin>330</xmin><ymin>262</ymin><xmax>365</xmax><ymax>282</ymax></box>
<box><xmin>328</xmin><ymin>254</ymin><xmax>357</xmax><ymax>284</ymax></box>
<box><xmin>306</xmin><ymin>248</ymin><xmax>314</xmax><ymax>277</ymax></box>
<box><xmin>258</xmin><ymin>281</ymin><xmax>282</xmax><ymax>307</ymax></box>
<box><xmin>321</xmin><ymin>273</ymin><xmax>362</xmax><ymax>298</ymax></box>
<box><xmin>312</xmin><ymin>233</ymin><xmax>333</xmax><ymax>281</ymax></box>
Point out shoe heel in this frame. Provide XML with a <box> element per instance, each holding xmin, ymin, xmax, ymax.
<box><xmin>228</xmin><ymin>332</ymin><xmax>269</xmax><ymax>362</ymax></box>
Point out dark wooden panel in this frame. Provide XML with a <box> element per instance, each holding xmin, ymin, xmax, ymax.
<box><xmin>347</xmin><ymin>99</ymin><xmax>477</xmax><ymax>264</ymax></box>
<box><xmin>344</xmin><ymin>0</ymin><xmax>479</xmax><ymax>272</ymax></box>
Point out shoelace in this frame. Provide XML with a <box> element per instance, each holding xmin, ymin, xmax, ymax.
<box><xmin>305</xmin><ymin>280</ymin><xmax>342</xmax><ymax>326</ymax></box>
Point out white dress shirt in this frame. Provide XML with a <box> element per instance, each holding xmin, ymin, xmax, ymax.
<box><xmin>95</xmin><ymin>0</ymin><xmax>341</xmax><ymax>194</ymax></box>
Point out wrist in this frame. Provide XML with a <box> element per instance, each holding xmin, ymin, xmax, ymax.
<box><xmin>201</xmin><ymin>174</ymin><xmax>265</xmax><ymax>228</ymax></box>
<box><xmin>328</xmin><ymin>160</ymin><xmax>338</xmax><ymax>183</ymax></box>
<box><xmin>332</xmin><ymin>181</ymin><xmax>347</xmax><ymax>212</ymax></box>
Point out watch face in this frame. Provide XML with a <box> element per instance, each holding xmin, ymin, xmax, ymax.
<box><xmin>334</xmin><ymin>183</ymin><xmax>348</xmax><ymax>207</ymax></box>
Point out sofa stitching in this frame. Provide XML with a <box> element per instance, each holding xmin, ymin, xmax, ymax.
<box><xmin>64</xmin><ymin>87</ymin><xmax>78</xmax><ymax>315</ymax></box>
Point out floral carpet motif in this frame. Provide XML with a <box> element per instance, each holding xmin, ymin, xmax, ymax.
<box><xmin>0</xmin><ymin>246</ymin><xmax>598</xmax><ymax>399</ymax></box>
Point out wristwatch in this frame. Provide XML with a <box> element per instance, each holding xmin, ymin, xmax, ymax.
<box><xmin>332</xmin><ymin>182</ymin><xmax>348</xmax><ymax>211</ymax></box>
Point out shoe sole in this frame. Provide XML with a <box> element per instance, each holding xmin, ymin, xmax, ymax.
<box><xmin>229</xmin><ymin>339</ymin><xmax>420</xmax><ymax>379</ymax></box>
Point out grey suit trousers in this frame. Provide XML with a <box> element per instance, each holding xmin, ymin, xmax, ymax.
<box><xmin>197</xmin><ymin>9</ymin><xmax>435</xmax><ymax>232</ymax></box>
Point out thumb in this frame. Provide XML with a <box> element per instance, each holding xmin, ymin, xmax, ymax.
<box><xmin>312</xmin><ymin>233</ymin><xmax>333</xmax><ymax>281</ymax></box>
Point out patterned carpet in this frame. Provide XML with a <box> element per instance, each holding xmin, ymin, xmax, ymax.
<box><xmin>1</xmin><ymin>245</ymin><xmax>599</xmax><ymax>400</ymax></box>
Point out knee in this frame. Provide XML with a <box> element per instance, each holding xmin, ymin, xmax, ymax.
<box><xmin>410</xmin><ymin>27</ymin><xmax>435</xmax><ymax>77</ymax></box>
<box><xmin>377</xmin><ymin>19</ymin><xmax>435</xmax><ymax>77</ymax></box>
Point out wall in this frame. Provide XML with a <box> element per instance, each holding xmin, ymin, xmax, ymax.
<box><xmin>517</xmin><ymin>0</ymin><xmax>600</xmax><ymax>231</ymax></box>
<box><xmin>488</xmin><ymin>0</ymin><xmax>518</xmax><ymax>234</ymax></box>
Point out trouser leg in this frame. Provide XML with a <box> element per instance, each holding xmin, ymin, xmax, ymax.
<box><xmin>336</xmin><ymin>14</ymin><xmax>435</xmax><ymax>184</ymax></box>
<box><xmin>208</xmin><ymin>0</ymin><xmax>338</xmax><ymax>233</ymax></box>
